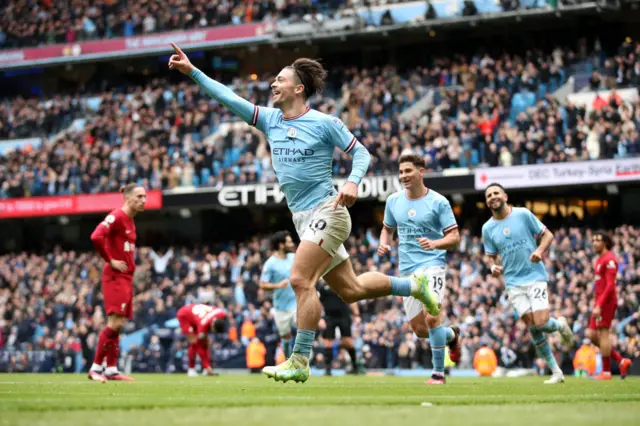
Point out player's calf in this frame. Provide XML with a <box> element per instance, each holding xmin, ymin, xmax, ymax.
<box><xmin>529</xmin><ymin>326</ymin><xmax>564</xmax><ymax>383</ymax></box>
<box><xmin>447</xmin><ymin>326</ymin><xmax>462</xmax><ymax>364</ymax></box>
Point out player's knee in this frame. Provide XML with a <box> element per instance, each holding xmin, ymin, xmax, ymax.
<box><xmin>289</xmin><ymin>274</ymin><xmax>314</xmax><ymax>294</ymax></box>
<box><xmin>107</xmin><ymin>314</ymin><xmax>125</xmax><ymax>331</ymax></box>
<box><xmin>409</xmin><ymin>318</ymin><xmax>429</xmax><ymax>338</ymax></box>
<box><xmin>532</xmin><ymin>315</ymin><xmax>549</xmax><ymax>328</ymax></box>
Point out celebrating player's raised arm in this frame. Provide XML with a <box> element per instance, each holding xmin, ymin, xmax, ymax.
<box><xmin>168</xmin><ymin>43</ymin><xmax>257</xmax><ymax>125</ymax></box>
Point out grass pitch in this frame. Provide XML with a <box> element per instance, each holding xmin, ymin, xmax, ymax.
<box><xmin>1</xmin><ymin>374</ymin><xmax>638</xmax><ymax>426</ymax></box>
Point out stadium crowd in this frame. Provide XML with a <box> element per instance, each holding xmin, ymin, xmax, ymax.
<box><xmin>1</xmin><ymin>224</ymin><xmax>638</xmax><ymax>373</ymax></box>
<box><xmin>0</xmin><ymin>0</ymin><xmax>441</xmax><ymax>50</ymax></box>
<box><xmin>2</xmin><ymin>38</ymin><xmax>640</xmax><ymax>199</ymax></box>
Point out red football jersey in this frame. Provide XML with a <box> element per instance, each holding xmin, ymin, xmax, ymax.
<box><xmin>90</xmin><ymin>208</ymin><xmax>137</xmax><ymax>277</ymax></box>
<box><xmin>594</xmin><ymin>251</ymin><xmax>618</xmax><ymax>307</ymax></box>
<box><xmin>178</xmin><ymin>304</ymin><xmax>227</xmax><ymax>337</ymax></box>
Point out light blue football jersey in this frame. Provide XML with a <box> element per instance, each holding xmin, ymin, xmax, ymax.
<box><xmin>383</xmin><ymin>189</ymin><xmax>458</xmax><ymax>275</ymax></box>
<box><xmin>482</xmin><ymin>207</ymin><xmax>549</xmax><ymax>288</ymax></box>
<box><xmin>260</xmin><ymin>253</ymin><xmax>297</xmax><ymax>312</ymax></box>
<box><xmin>253</xmin><ymin>106</ymin><xmax>359</xmax><ymax>212</ymax></box>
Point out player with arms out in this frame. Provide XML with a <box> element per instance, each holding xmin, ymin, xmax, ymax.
<box><xmin>482</xmin><ymin>183</ymin><xmax>574</xmax><ymax>384</ymax></box>
<box><xmin>378</xmin><ymin>153</ymin><xmax>461</xmax><ymax>385</ymax></box>
<box><xmin>88</xmin><ymin>183</ymin><xmax>146</xmax><ymax>382</ymax></box>
<box><xmin>169</xmin><ymin>43</ymin><xmax>439</xmax><ymax>383</ymax></box>
<box><xmin>177</xmin><ymin>304</ymin><xmax>228</xmax><ymax>377</ymax></box>
<box><xmin>587</xmin><ymin>231</ymin><xmax>632</xmax><ymax>380</ymax></box>
<box><xmin>259</xmin><ymin>231</ymin><xmax>297</xmax><ymax>358</ymax></box>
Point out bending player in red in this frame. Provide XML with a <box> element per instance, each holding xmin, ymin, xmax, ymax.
<box><xmin>588</xmin><ymin>230</ymin><xmax>632</xmax><ymax>380</ymax></box>
<box><xmin>177</xmin><ymin>304</ymin><xmax>228</xmax><ymax>377</ymax></box>
<box><xmin>88</xmin><ymin>183</ymin><xmax>147</xmax><ymax>382</ymax></box>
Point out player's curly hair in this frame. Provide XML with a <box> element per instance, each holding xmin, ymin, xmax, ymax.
<box><xmin>289</xmin><ymin>58</ymin><xmax>327</xmax><ymax>99</ymax></box>
<box><xmin>398</xmin><ymin>153</ymin><xmax>425</xmax><ymax>169</ymax></box>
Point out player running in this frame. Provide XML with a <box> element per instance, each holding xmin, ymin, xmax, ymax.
<box><xmin>169</xmin><ymin>43</ymin><xmax>439</xmax><ymax>383</ymax></box>
<box><xmin>88</xmin><ymin>183</ymin><xmax>146</xmax><ymax>382</ymax></box>
<box><xmin>481</xmin><ymin>183</ymin><xmax>574</xmax><ymax>384</ymax></box>
<box><xmin>176</xmin><ymin>303</ymin><xmax>228</xmax><ymax>377</ymax></box>
<box><xmin>378</xmin><ymin>153</ymin><xmax>461</xmax><ymax>385</ymax></box>
<box><xmin>587</xmin><ymin>230</ymin><xmax>632</xmax><ymax>380</ymax></box>
<box><xmin>259</xmin><ymin>231</ymin><xmax>297</xmax><ymax>358</ymax></box>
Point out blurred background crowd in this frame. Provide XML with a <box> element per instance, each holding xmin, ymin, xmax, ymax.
<box><xmin>2</xmin><ymin>36</ymin><xmax>640</xmax><ymax>199</ymax></box>
<box><xmin>1</xmin><ymin>224</ymin><xmax>638</xmax><ymax>373</ymax></box>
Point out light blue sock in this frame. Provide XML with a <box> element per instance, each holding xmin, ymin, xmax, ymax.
<box><xmin>282</xmin><ymin>338</ymin><xmax>292</xmax><ymax>358</ymax></box>
<box><xmin>445</xmin><ymin>327</ymin><xmax>455</xmax><ymax>343</ymax></box>
<box><xmin>538</xmin><ymin>318</ymin><xmax>561</xmax><ymax>333</ymax></box>
<box><xmin>292</xmin><ymin>329</ymin><xmax>315</xmax><ymax>358</ymax></box>
<box><xmin>429</xmin><ymin>325</ymin><xmax>447</xmax><ymax>375</ymax></box>
<box><xmin>529</xmin><ymin>326</ymin><xmax>559</xmax><ymax>371</ymax></box>
<box><xmin>390</xmin><ymin>276</ymin><xmax>411</xmax><ymax>296</ymax></box>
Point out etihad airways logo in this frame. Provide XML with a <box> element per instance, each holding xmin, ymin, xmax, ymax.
<box><xmin>272</xmin><ymin>147</ymin><xmax>315</xmax><ymax>164</ymax></box>
<box><xmin>272</xmin><ymin>148</ymin><xmax>314</xmax><ymax>156</ymax></box>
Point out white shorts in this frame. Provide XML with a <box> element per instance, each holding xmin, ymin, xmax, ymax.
<box><xmin>506</xmin><ymin>281</ymin><xmax>549</xmax><ymax>317</ymax></box>
<box><xmin>274</xmin><ymin>309</ymin><xmax>296</xmax><ymax>337</ymax></box>
<box><xmin>292</xmin><ymin>195</ymin><xmax>350</xmax><ymax>277</ymax></box>
<box><xmin>402</xmin><ymin>265</ymin><xmax>446</xmax><ymax>320</ymax></box>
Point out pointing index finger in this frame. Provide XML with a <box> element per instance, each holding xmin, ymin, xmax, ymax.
<box><xmin>170</xmin><ymin>42</ymin><xmax>184</xmax><ymax>56</ymax></box>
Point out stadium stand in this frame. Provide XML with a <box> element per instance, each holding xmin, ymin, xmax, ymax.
<box><xmin>2</xmin><ymin>37</ymin><xmax>639</xmax><ymax>199</ymax></box>
<box><xmin>1</xmin><ymin>226</ymin><xmax>638</xmax><ymax>373</ymax></box>
<box><xmin>0</xmin><ymin>1</ymin><xmax>558</xmax><ymax>50</ymax></box>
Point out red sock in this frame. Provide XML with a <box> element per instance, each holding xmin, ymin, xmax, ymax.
<box><xmin>611</xmin><ymin>349</ymin><xmax>623</xmax><ymax>364</ymax></box>
<box><xmin>602</xmin><ymin>356</ymin><xmax>611</xmax><ymax>373</ymax></box>
<box><xmin>197</xmin><ymin>340</ymin><xmax>211</xmax><ymax>369</ymax></box>
<box><xmin>188</xmin><ymin>344</ymin><xmax>197</xmax><ymax>369</ymax></box>
<box><xmin>93</xmin><ymin>327</ymin><xmax>116</xmax><ymax>366</ymax></box>
<box><xmin>105</xmin><ymin>327</ymin><xmax>120</xmax><ymax>368</ymax></box>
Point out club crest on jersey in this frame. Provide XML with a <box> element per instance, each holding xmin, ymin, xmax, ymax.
<box><xmin>408</xmin><ymin>209</ymin><xmax>417</xmax><ymax>218</ymax></box>
<box><xmin>287</xmin><ymin>127</ymin><xmax>297</xmax><ymax>138</ymax></box>
<box><xmin>503</xmin><ymin>227</ymin><xmax>510</xmax><ymax>236</ymax></box>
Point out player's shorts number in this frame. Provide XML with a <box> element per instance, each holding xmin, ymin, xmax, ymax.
<box><xmin>432</xmin><ymin>276</ymin><xmax>444</xmax><ymax>295</ymax></box>
<box><xmin>533</xmin><ymin>288</ymin><xmax>547</xmax><ymax>301</ymax></box>
<box><xmin>309</xmin><ymin>219</ymin><xmax>327</xmax><ymax>231</ymax></box>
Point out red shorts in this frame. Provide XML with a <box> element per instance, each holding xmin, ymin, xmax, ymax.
<box><xmin>102</xmin><ymin>273</ymin><xmax>134</xmax><ymax>319</ymax></box>
<box><xmin>176</xmin><ymin>312</ymin><xmax>196</xmax><ymax>336</ymax></box>
<box><xmin>588</xmin><ymin>299</ymin><xmax>616</xmax><ymax>330</ymax></box>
